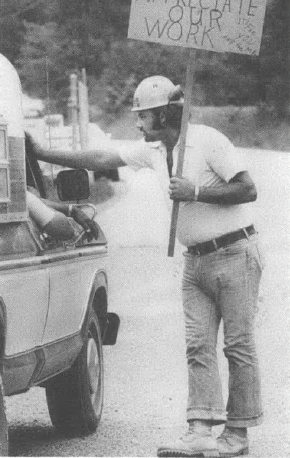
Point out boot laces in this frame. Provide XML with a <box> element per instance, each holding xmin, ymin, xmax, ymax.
<box><xmin>219</xmin><ymin>428</ymin><xmax>246</xmax><ymax>445</ymax></box>
<box><xmin>219</xmin><ymin>429</ymin><xmax>233</xmax><ymax>445</ymax></box>
<box><xmin>183</xmin><ymin>421</ymin><xmax>211</xmax><ymax>438</ymax></box>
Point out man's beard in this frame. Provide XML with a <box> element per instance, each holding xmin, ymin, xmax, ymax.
<box><xmin>142</xmin><ymin>130</ymin><xmax>162</xmax><ymax>142</ymax></box>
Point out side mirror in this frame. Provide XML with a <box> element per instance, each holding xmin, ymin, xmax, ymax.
<box><xmin>56</xmin><ymin>169</ymin><xmax>90</xmax><ymax>201</ymax></box>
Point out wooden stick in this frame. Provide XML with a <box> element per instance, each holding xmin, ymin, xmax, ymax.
<box><xmin>167</xmin><ymin>48</ymin><xmax>196</xmax><ymax>257</ymax></box>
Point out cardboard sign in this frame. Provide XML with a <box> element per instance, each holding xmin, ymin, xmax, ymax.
<box><xmin>128</xmin><ymin>0</ymin><xmax>267</xmax><ymax>55</ymax></box>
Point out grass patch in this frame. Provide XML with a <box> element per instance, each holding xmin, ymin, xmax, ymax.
<box><xmin>190</xmin><ymin>106</ymin><xmax>290</xmax><ymax>151</ymax></box>
<box><xmin>102</xmin><ymin>106</ymin><xmax>290</xmax><ymax>152</ymax></box>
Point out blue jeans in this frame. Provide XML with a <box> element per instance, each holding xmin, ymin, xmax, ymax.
<box><xmin>182</xmin><ymin>234</ymin><xmax>264</xmax><ymax>427</ymax></box>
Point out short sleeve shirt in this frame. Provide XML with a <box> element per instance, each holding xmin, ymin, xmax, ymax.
<box><xmin>119</xmin><ymin>125</ymin><xmax>254</xmax><ymax>246</ymax></box>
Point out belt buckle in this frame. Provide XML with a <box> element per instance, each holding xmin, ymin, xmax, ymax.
<box><xmin>192</xmin><ymin>244</ymin><xmax>201</xmax><ymax>256</ymax></box>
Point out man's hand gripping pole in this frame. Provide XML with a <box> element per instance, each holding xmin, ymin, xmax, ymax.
<box><xmin>168</xmin><ymin>50</ymin><xmax>196</xmax><ymax>257</ymax></box>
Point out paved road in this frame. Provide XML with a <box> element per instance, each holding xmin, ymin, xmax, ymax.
<box><xmin>7</xmin><ymin>148</ymin><xmax>290</xmax><ymax>457</ymax></box>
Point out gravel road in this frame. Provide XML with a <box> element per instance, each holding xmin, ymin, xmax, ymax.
<box><xmin>6</xmin><ymin>148</ymin><xmax>290</xmax><ymax>457</ymax></box>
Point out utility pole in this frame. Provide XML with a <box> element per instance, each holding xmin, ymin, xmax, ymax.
<box><xmin>68</xmin><ymin>74</ymin><xmax>78</xmax><ymax>152</ymax></box>
<box><xmin>79</xmin><ymin>68</ymin><xmax>89</xmax><ymax>150</ymax></box>
<box><xmin>82</xmin><ymin>0</ymin><xmax>90</xmax><ymax>70</ymax></box>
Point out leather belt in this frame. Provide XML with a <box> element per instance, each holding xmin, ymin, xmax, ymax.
<box><xmin>187</xmin><ymin>225</ymin><xmax>256</xmax><ymax>256</ymax></box>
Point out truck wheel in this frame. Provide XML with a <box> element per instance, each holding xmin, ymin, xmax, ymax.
<box><xmin>45</xmin><ymin>313</ymin><xmax>104</xmax><ymax>436</ymax></box>
<box><xmin>0</xmin><ymin>374</ymin><xmax>8</xmax><ymax>456</ymax></box>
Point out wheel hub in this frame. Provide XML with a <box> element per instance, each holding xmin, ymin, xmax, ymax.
<box><xmin>87</xmin><ymin>337</ymin><xmax>100</xmax><ymax>395</ymax></box>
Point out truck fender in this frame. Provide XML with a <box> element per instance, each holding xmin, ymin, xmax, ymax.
<box><xmin>84</xmin><ymin>270</ymin><xmax>119</xmax><ymax>345</ymax></box>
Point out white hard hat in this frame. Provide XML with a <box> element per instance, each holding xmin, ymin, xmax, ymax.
<box><xmin>132</xmin><ymin>75</ymin><xmax>184</xmax><ymax>111</ymax></box>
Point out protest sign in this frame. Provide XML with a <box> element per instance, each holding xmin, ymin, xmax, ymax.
<box><xmin>128</xmin><ymin>0</ymin><xmax>267</xmax><ymax>56</ymax></box>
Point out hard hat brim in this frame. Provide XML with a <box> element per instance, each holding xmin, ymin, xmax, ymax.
<box><xmin>131</xmin><ymin>99</ymin><xmax>184</xmax><ymax>112</ymax></box>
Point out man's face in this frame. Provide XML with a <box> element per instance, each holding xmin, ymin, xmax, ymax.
<box><xmin>136</xmin><ymin>109</ymin><xmax>162</xmax><ymax>142</ymax></box>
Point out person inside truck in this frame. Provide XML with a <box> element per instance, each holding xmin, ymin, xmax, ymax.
<box><xmin>25</xmin><ymin>132</ymin><xmax>98</xmax><ymax>241</ymax></box>
<box><xmin>27</xmin><ymin>188</ymin><xmax>99</xmax><ymax>242</ymax></box>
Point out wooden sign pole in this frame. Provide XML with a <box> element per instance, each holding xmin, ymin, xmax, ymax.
<box><xmin>167</xmin><ymin>48</ymin><xmax>196</xmax><ymax>257</ymax></box>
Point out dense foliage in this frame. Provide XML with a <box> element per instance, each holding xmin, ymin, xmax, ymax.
<box><xmin>0</xmin><ymin>0</ymin><xmax>289</xmax><ymax>120</ymax></box>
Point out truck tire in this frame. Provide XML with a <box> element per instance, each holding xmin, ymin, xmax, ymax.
<box><xmin>45</xmin><ymin>312</ymin><xmax>104</xmax><ymax>436</ymax></box>
<box><xmin>0</xmin><ymin>373</ymin><xmax>8</xmax><ymax>456</ymax></box>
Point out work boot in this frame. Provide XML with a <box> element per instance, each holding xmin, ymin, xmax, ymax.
<box><xmin>217</xmin><ymin>428</ymin><xmax>249</xmax><ymax>457</ymax></box>
<box><xmin>157</xmin><ymin>421</ymin><xmax>219</xmax><ymax>457</ymax></box>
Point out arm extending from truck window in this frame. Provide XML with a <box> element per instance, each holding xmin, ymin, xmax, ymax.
<box><xmin>27</xmin><ymin>191</ymin><xmax>75</xmax><ymax>240</ymax></box>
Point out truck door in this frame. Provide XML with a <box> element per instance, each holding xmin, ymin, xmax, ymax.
<box><xmin>0</xmin><ymin>223</ymin><xmax>50</xmax><ymax>394</ymax></box>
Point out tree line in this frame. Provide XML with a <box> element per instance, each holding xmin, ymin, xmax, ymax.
<box><xmin>0</xmin><ymin>0</ymin><xmax>289</xmax><ymax>120</ymax></box>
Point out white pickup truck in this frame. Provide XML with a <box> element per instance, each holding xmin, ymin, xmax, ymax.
<box><xmin>0</xmin><ymin>54</ymin><xmax>119</xmax><ymax>455</ymax></box>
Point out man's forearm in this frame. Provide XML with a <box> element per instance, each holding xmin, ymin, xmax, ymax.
<box><xmin>169</xmin><ymin>172</ymin><xmax>257</xmax><ymax>205</ymax></box>
<box><xmin>34</xmin><ymin>146</ymin><xmax>108</xmax><ymax>170</ymax></box>
<box><xmin>197</xmin><ymin>182</ymin><xmax>257</xmax><ymax>205</ymax></box>
<box><xmin>35</xmin><ymin>144</ymin><xmax>126</xmax><ymax>171</ymax></box>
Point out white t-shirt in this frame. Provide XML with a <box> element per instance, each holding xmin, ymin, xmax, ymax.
<box><xmin>119</xmin><ymin>124</ymin><xmax>254</xmax><ymax>246</ymax></box>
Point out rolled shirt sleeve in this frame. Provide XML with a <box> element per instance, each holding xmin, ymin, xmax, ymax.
<box><xmin>204</xmin><ymin>129</ymin><xmax>246</xmax><ymax>183</ymax></box>
<box><xmin>27</xmin><ymin>191</ymin><xmax>55</xmax><ymax>229</ymax></box>
<box><xmin>118</xmin><ymin>139</ymin><xmax>156</xmax><ymax>171</ymax></box>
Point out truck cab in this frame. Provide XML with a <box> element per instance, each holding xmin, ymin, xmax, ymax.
<box><xmin>0</xmin><ymin>53</ymin><xmax>119</xmax><ymax>455</ymax></box>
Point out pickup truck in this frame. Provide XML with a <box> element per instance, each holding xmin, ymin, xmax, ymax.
<box><xmin>0</xmin><ymin>53</ymin><xmax>119</xmax><ymax>455</ymax></box>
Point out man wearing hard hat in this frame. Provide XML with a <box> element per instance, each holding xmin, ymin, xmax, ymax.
<box><xmin>35</xmin><ymin>75</ymin><xmax>264</xmax><ymax>458</ymax></box>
